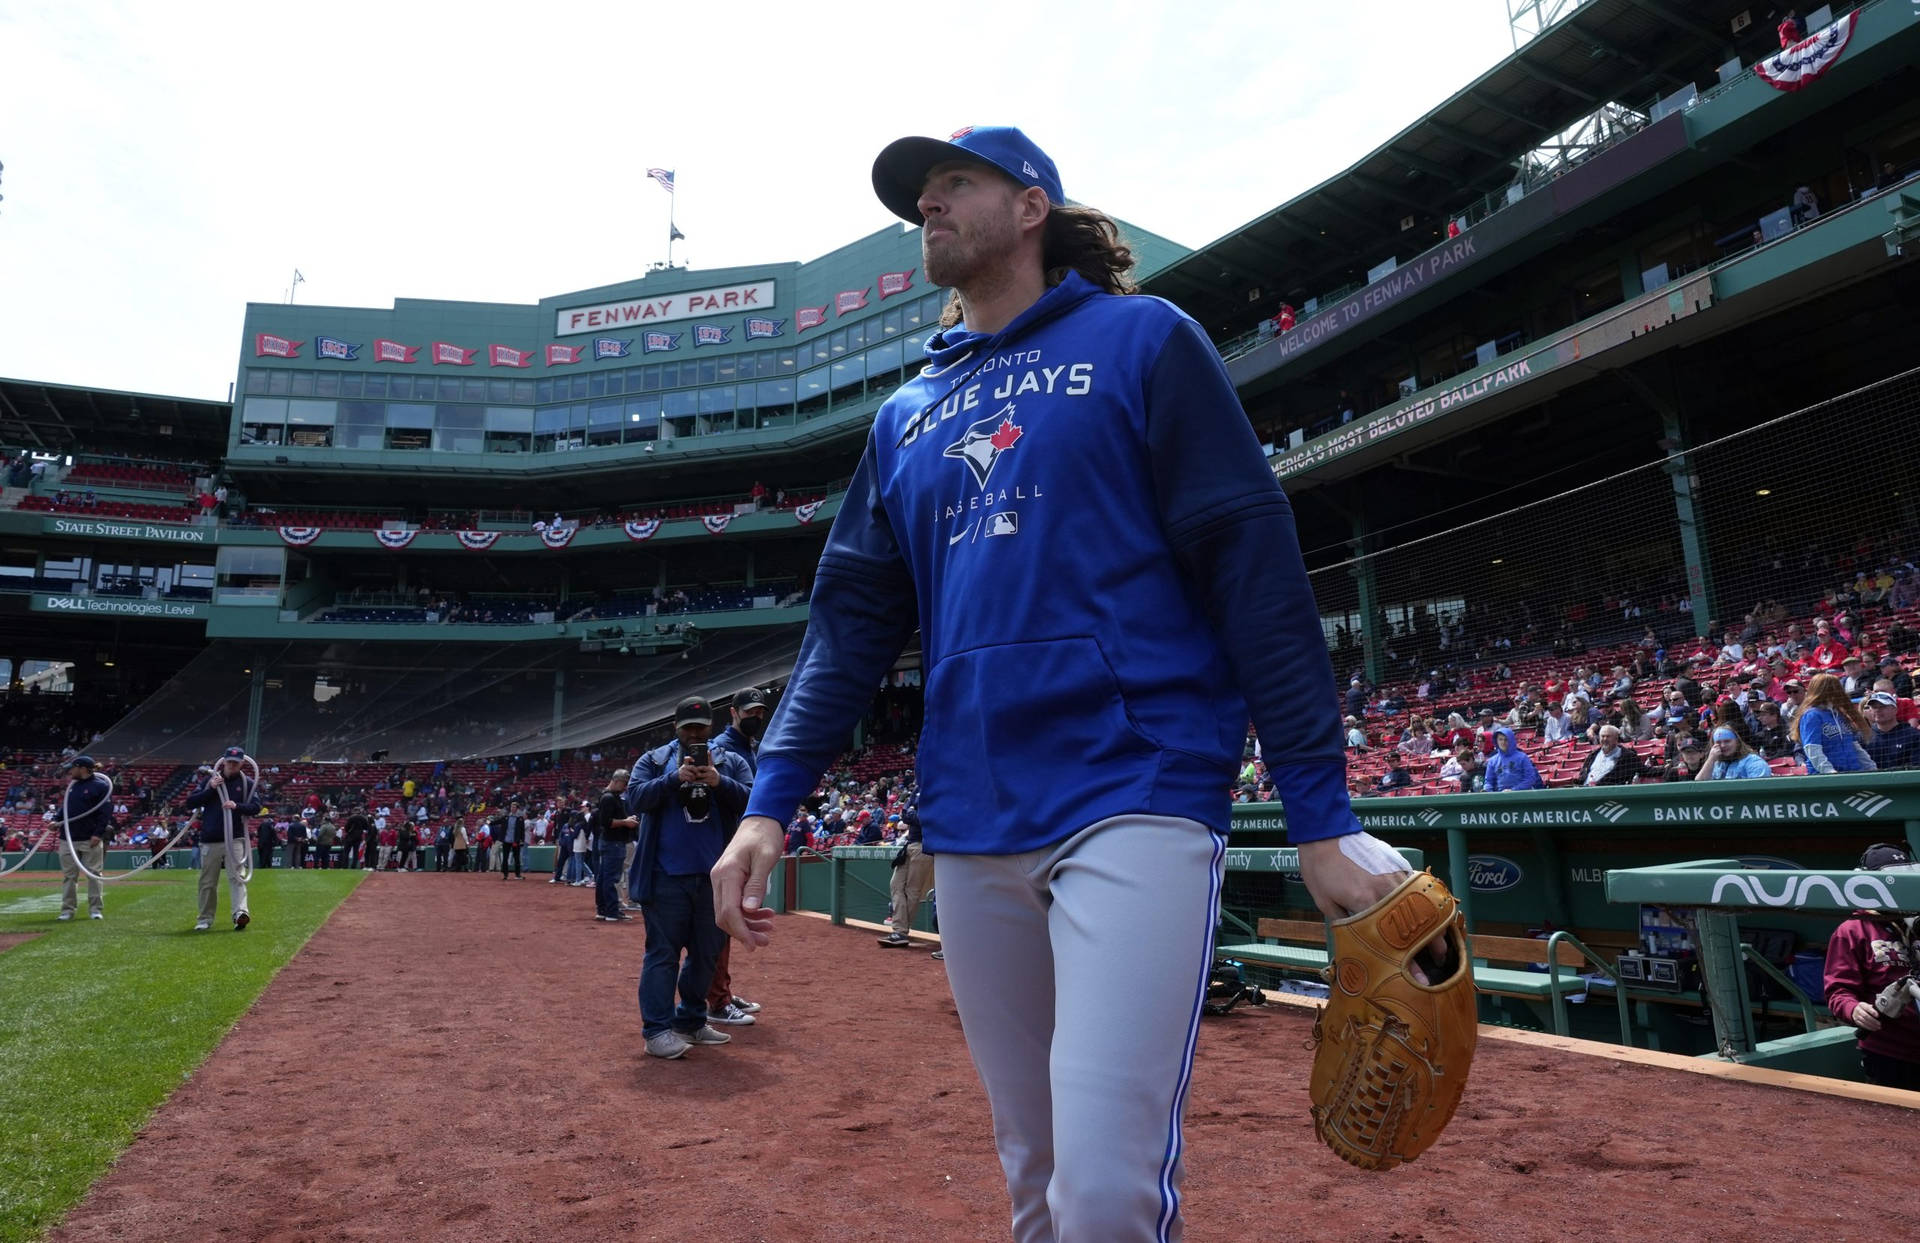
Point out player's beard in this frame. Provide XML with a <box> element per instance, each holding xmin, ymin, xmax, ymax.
<box><xmin>923</xmin><ymin>203</ymin><xmax>1021</xmax><ymax>292</ymax></box>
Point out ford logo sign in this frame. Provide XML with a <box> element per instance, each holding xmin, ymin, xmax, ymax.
<box><xmin>1466</xmin><ymin>854</ymin><xmax>1524</xmax><ymax>892</ymax></box>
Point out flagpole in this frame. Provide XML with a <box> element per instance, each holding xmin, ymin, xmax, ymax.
<box><xmin>667</xmin><ymin>175</ymin><xmax>677</xmax><ymax>268</ymax></box>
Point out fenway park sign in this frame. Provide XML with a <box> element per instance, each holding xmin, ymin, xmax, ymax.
<box><xmin>555</xmin><ymin>280</ymin><xmax>776</xmax><ymax>337</ymax></box>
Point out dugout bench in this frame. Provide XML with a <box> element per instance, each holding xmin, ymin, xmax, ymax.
<box><xmin>1211</xmin><ymin>845</ymin><xmax>1633</xmax><ymax>1045</ymax></box>
<box><xmin>1603</xmin><ymin>858</ymin><xmax>1920</xmax><ymax>1073</ymax></box>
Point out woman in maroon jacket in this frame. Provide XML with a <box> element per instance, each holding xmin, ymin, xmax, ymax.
<box><xmin>1824</xmin><ymin>843</ymin><xmax>1920</xmax><ymax>1090</ymax></box>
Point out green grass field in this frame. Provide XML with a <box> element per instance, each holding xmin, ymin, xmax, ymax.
<box><xmin>0</xmin><ymin>869</ymin><xmax>363</xmax><ymax>1243</ymax></box>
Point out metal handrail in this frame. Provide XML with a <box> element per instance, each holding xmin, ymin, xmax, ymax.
<box><xmin>1545</xmin><ymin>930</ymin><xmax>1634</xmax><ymax>1047</ymax></box>
<box><xmin>1740</xmin><ymin>942</ymin><xmax>1823</xmax><ymax>1034</ymax></box>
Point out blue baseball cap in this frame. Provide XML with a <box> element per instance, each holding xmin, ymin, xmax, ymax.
<box><xmin>872</xmin><ymin>126</ymin><xmax>1064</xmax><ymax>225</ymax></box>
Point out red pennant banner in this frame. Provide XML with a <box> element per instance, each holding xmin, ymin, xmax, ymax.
<box><xmin>546</xmin><ymin>344</ymin><xmax>585</xmax><ymax>366</ymax></box>
<box><xmin>877</xmin><ymin>269</ymin><xmax>915</xmax><ymax>299</ymax></box>
<box><xmin>835</xmin><ymin>289</ymin><xmax>869</xmax><ymax>315</ymax></box>
<box><xmin>431</xmin><ymin>342</ymin><xmax>477</xmax><ymax>366</ymax></box>
<box><xmin>488</xmin><ymin>345</ymin><xmax>534</xmax><ymax>368</ymax></box>
<box><xmin>255</xmin><ymin>333</ymin><xmax>303</xmax><ymax>358</ymax></box>
<box><xmin>701</xmin><ymin>513</ymin><xmax>734</xmax><ymax>536</ymax></box>
<box><xmin>372</xmin><ymin>339</ymin><xmax>418</xmax><ymax>364</ymax></box>
<box><xmin>796</xmin><ymin>305</ymin><xmax>828</xmax><ymax>332</ymax></box>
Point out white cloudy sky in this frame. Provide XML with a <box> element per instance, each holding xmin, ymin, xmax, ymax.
<box><xmin>0</xmin><ymin>1</ymin><xmax>1516</xmax><ymax>400</ymax></box>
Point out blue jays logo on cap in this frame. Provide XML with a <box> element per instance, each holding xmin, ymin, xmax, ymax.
<box><xmin>872</xmin><ymin>126</ymin><xmax>1064</xmax><ymax>225</ymax></box>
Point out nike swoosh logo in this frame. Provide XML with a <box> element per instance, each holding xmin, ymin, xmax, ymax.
<box><xmin>948</xmin><ymin>522</ymin><xmax>977</xmax><ymax>545</ymax></box>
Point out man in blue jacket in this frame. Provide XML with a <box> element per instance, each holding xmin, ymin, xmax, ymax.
<box><xmin>627</xmin><ymin>696</ymin><xmax>754</xmax><ymax>1060</ymax></box>
<box><xmin>710</xmin><ymin>126</ymin><xmax>1422</xmax><ymax>1240</ymax></box>
<box><xmin>181</xmin><ymin>747</ymin><xmax>263</xmax><ymax>931</ymax></box>
<box><xmin>58</xmin><ymin>754</ymin><xmax>113</xmax><ymax>922</ymax></box>
<box><xmin>1483</xmin><ymin>726</ymin><xmax>1544</xmax><ymax>792</ymax></box>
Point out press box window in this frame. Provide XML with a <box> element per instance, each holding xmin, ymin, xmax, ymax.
<box><xmin>242</xmin><ymin>398</ymin><xmax>287</xmax><ymax>445</ymax></box>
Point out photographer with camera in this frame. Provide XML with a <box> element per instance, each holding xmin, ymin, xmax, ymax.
<box><xmin>1824</xmin><ymin>843</ymin><xmax>1920</xmax><ymax>1090</ymax></box>
<box><xmin>626</xmin><ymin>696</ymin><xmax>755</xmax><ymax>1060</ymax></box>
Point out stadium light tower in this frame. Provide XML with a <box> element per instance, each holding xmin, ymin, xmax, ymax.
<box><xmin>1508</xmin><ymin>0</ymin><xmax>1588</xmax><ymax>49</ymax></box>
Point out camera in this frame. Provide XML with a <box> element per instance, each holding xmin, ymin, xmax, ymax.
<box><xmin>677</xmin><ymin>741</ymin><xmax>712</xmax><ymax>820</ymax></box>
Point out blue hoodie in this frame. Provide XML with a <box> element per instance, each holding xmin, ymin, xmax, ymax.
<box><xmin>744</xmin><ymin>272</ymin><xmax>1358</xmax><ymax>854</ymax></box>
<box><xmin>1482</xmin><ymin>726</ymin><xmax>1543</xmax><ymax>792</ymax></box>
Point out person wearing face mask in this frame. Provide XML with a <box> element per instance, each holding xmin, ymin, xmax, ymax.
<box><xmin>703</xmin><ymin>688</ymin><xmax>773</xmax><ymax>1027</ymax></box>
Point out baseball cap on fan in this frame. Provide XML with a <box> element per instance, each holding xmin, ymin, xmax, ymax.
<box><xmin>872</xmin><ymin>126</ymin><xmax>1065</xmax><ymax>225</ymax></box>
<box><xmin>674</xmin><ymin>696</ymin><xmax>713</xmax><ymax>728</ymax></box>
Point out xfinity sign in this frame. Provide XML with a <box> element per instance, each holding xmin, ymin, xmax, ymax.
<box><xmin>555</xmin><ymin>281</ymin><xmax>776</xmax><ymax>336</ymax></box>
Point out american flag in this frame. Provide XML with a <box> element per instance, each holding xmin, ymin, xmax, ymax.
<box><xmin>647</xmin><ymin>168</ymin><xmax>675</xmax><ymax>193</ymax></box>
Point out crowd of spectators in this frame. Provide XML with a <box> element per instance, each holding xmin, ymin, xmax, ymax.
<box><xmin>1318</xmin><ymin>580</ymin><xmax>1920</xmax><ymax>797</ymax></box>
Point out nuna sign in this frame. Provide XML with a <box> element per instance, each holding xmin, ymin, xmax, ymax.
<box><xmin>554</xmin><ymin>280</ymin><xmax>776</xmax><ymax>336</ymax></box>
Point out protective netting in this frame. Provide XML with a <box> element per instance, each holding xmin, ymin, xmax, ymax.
<box><xmin>91</xmin><ymin>627</ymin><xmax>807</xmax><ymax>764</ymax></box>
<box><xmin>1303</xmin><ymin>364</ymin><xmax>1920</xmax><ymax>683</ymax></box>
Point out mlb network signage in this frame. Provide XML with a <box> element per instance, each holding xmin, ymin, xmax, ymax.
<box><xmin>32</xmin><ymin>593</ymin><xmax>209</xmax><ymax>620</ymax></box>
<box><xmin>554</xmin><ymin>280</ymin><xmax>776</xmax><ymax>337</ymax></box>
<box><xmin>45</xmin><ymin>516</ymin><xmax>211</xmax><ymax>544</ymax></box>
<box><xmin>1225</xmin><ymin>776</ymin><xmax>1920</xmax><ymax>836</ymax></box>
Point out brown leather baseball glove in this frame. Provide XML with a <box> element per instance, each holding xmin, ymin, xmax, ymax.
<box><xmin>1307</xmin><ymin>870</ymin><xmax>1477</xmax><ymax>1170</ymax></box>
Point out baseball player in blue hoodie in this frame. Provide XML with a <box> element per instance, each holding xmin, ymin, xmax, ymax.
<box><xmin>711</xmin><ymin>127</ymin><xmax>1418</xmax><ymax>1242</ymax></box>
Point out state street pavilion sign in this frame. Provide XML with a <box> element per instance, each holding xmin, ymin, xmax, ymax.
<box><xmin>554</xmin><ymin>280</ymin><xmax>777</xmax><ymax>337</ymax></box>
<box><xmin>45</xmin><ymin>516</ymin><xmax>211</xmax><ymax>544</ymax></box>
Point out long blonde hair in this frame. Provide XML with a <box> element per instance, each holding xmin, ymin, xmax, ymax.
<box><xmin>1791</xmin><ymin>673</ymin><xmax>1868</xmax><ymax>744</ymax></box>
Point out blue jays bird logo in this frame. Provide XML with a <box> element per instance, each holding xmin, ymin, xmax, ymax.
<box><xmin>943</xmin><ymin>404</ymin><xmax>1023</xmax><ymax>489</ymax></box>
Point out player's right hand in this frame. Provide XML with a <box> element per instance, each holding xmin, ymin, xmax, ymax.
<box><xmin>1851</xmin><ymin>1001</ymin><xmax>1883</xmax><ymax>1031</ymax></box>
<box><xmin>712</xmin><ymin>816</ymin><xmax>784</xmax><ymax>949</ymax></box>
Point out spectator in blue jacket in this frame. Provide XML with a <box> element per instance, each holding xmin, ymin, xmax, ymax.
<box><xmin>1795</xmin><ymin>673</ymin><xmax>1874</xmax><ymax>773</ymax></box>
<box><xmin>1483</xmin><ymin>726</ymin><xmax>1542</xmax><ymax>791</ymax></box>
<box><xmin>627</xmin><ymin>696</ymin><xmax>754</xmax><ymax>1060</ymax></box>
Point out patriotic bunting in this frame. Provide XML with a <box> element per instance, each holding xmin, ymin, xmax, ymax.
<box><xmin>374</xmin><ymin>529</ymin><xmax>418</xmax><ymax>549</ymax></box>
<box><xmin>700</xmin><ymin>513</ymin><xmax>734</xmax><ymax>536</ymax></box>
<box><xmin>623</xmin><ymin>518</ymin><xmax>662</xmax><ymax>541</ymax></box>
<box><xmin>276</xmin><ymin>526</ymin><xmax>323</xmax><ymax>546</ymax></box>
<box><xmin>835</xmin><ymin>289</ymin><xmax>869</xmax><ymax>315</ymax></box>
<box><xmin>431</xmin><ymin>342</ymin><xmax>477</xmax><ymax>366</ymax></box>
<box><xmin>316</xmin><ymin>336</ymin><xmax>361</xmax><ymax>361</ymax></box>
<box><xmin>546</xmin><ymin>343</ymin><xmax>585</xmax><ymax>366</ymax></box>
<box><xmin>488</xmin><ymin>344</ymin><xmax>534</xmax><ymax>368</ymax></box>
<box><xmin>793</xmin><ymin>500</ymin><xmax>824</xmax><ymax>524</ymax></box>
<box><xmin>1756</xmin><ymin>11</ymin><xmax>1859</xmax><ymax>92</ymax></box>
<box><xmin>255</xmin><ymin>333</ymin><xmax>303</xmax><ymax>358</ymax></box>
<box><xmin>539</xmin><ymin>524</ymin><xmax>578</xmax><ymax>549</ymax></box>
<box><xmin>796</xmin><ymin>305</ymin><xmax>828</xmax><ymax>333</ymax></box>
<box><xmin>373</xmin><ymin>338</ymin><xmax>418</xmax><ymax>364</ymax></box>
<box><xmin>456</xmin><ymin>530</ymin><xmax>503</xmax><ymax>550</ymax></box>
<box><xmin>877</xmin><ymin>269</ymin><xmax>915</xmax><ymax>299</ymax></box>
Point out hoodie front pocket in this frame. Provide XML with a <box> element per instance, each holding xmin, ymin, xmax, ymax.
<box><xmin>919</xmin><ymin>636</ymin><xmax>1158</xmax><ymax>836</ymax></box>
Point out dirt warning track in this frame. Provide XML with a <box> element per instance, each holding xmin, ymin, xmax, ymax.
<box><xmin>47</xmin><ymin>873</ymin><xmax>1918</xmax><ymax>1242</ymax></box>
